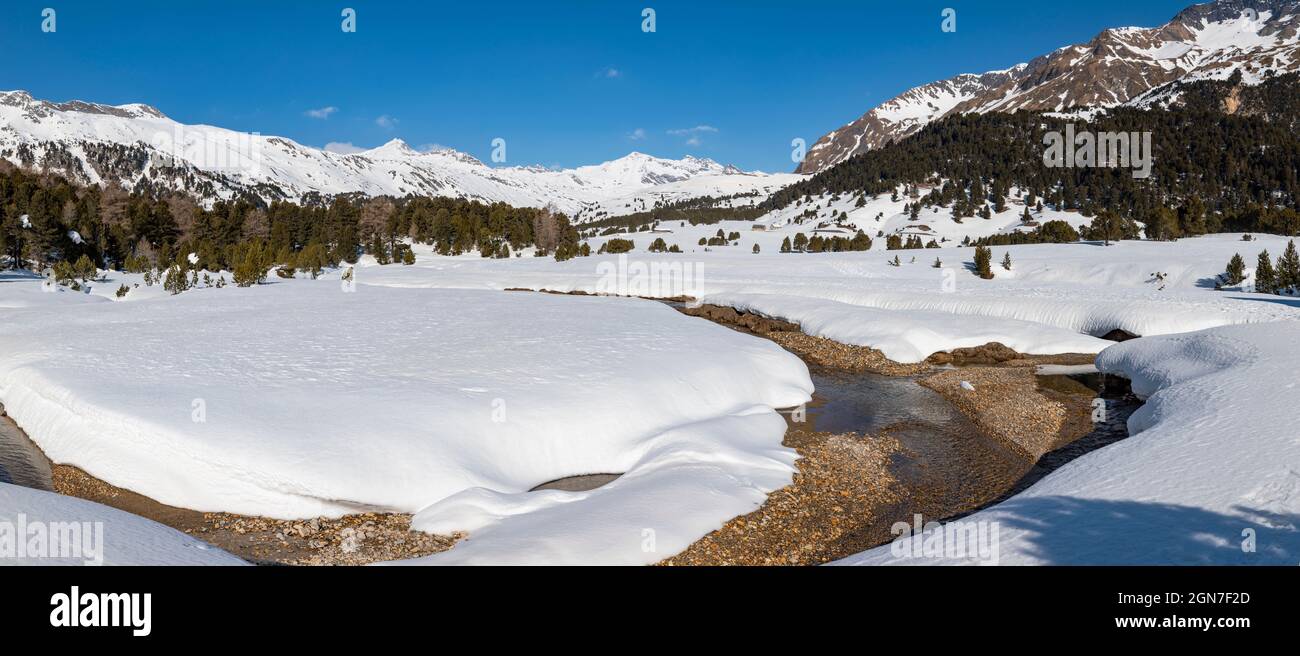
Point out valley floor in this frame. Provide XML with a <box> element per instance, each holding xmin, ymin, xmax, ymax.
<box><xmin>3</xmin><ymin>234</ymin><xmax>1299</xmax><ymax>565</ymax></box>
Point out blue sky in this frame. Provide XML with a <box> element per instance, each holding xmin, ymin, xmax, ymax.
<box><xmin>1</xmin><ymin>0</ymin><xmax>1195</xmax><ymax>171</ymax></box>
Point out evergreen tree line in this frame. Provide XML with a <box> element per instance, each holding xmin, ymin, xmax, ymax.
<box><xmin>778</xmin><ymin>230</ymin><xmax>873</xmax><ymax>253</ymax></box>
<box><xmin>0</xmin><ymin>163</ymin><xmax>585</xmax><ymax>277</ymax></box>
<box><xmin>578</xmin><ymin>193</ymin><xmax>767</xmax><ymax>236</ymax></box>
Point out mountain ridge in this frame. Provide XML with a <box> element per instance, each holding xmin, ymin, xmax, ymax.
<box><xmin>0</xmin><ymin>89</ymin><xmax>796</xmax><ymax>217</ymax></box>
<box><xmin>796</xmin><ymin>0</ymin><xmax>1300</xmax><ymax>174</ymax></box>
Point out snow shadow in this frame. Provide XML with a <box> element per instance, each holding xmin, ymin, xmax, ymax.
<box><xmin>992</xmin><ymin>496</ymin><xmax>1300</xmax><ymax>565</ymax></box>
<box><xmin>1224</xmin><ymin>294</ymin><xmax>1300</xmax><ymax>309</ymax></box>
<box><xmin>0</xmin><ymin>270</ymin><xmax>42</xmax><ymax>284</ymax></box>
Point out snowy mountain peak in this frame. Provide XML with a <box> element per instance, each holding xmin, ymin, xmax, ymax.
<box><xmin>361</xmin><ymin>138</ymin><xmax>422</xmax><ymax>159</ymax></box>
<box><xmin>0</xmin><ymin>90</ymin><xmax>797</xmax><ymax>215</ymax></box>
<box><xmin>0</xmin><ymin>89</ymin><xmax>167</xmax><ymax>122</ymax></box>
<box><xmin>797</xmin><ymin>0</ymin><xmax>1300</xmax><ymax>174</ymax></box>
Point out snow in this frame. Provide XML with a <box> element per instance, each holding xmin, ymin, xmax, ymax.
<box><xmin>837</xmin><ymin>321</ymin><xmax>1300</xmax><ymax>565</ymax></box>
<box><xmin>5</xmin><ymin>232</ymin><xmax>1300</xmax><ymax>565</ymax></box>
<box><xmin>359</xmin><ymin>234</ymin><xmax>1300</xmax><ymax>360</ymax></box>
<box><xmin>0</xmin><ymin>282</ymin><xmax>811</xmax><ymax>565</ymax></box>
<box><xmin>395</xmin><ymin>410</ymin><xmax>796</xmax><ymax>565</ymax></box>
<box><xmin>585</xmin><ymin>186</ymin><xmax>1094</xmax><ymax>254</ymax></box>
<box><xmin>704</xmin><ymin>292</ymin><xmax>1110</xmax><ymax>363</ymax></box>
<box><xmin>0</xmin><ymin>482</ymin><xmax>245</xmax><ymax>565</ymax></box>
<box><xmin>0</xmin><ymin>91</ymin><xmax>802</xmax><ymax>214</ymax></box>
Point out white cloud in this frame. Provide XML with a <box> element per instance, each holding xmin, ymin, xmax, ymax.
<box><xmin>305</xmin><ymin>106</ymin><xmax>338</xmax><ymax>119</ymax></box>
<box><xmin>375</xmin><ymin>115</ymin><xmax>399</xmax><ymax>129</ymax></box>
<box><xmin>417</xmin><ymin>143</ymin><xmax>450</xmax><ymax>153</ymax></box>
<box><xmin>597</xmin><ymin>67</ymin><xmax>622</xmax><ymax>78</ymax></box>
<box><xmin>667</xmin><ymin>125</ymin><xmax>717</xmax><ymax>147</ymax></box>
<box><xmin>627</xmin><ymin>128</ymin><xmax>646</xmax><ymax>141</ymax></box>
<box><xmin>324</xmin><ymin>142</ymin><xmax>365</xmax><ymax>154</ymax></box>
<box><xmin>667</xmin><ymin>125</ymin><xmax>718</xmax><ymax>136</ymax></box>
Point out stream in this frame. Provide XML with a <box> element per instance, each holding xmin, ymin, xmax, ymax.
<box><xmin>0</xmin><ymin>347</ymin><xmax>1142</xmax><ymax>563</ymax></box>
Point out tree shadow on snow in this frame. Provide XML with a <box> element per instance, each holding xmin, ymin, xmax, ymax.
<box><xmin>1222</xmin><ymin>294</ymin><xmax>1300</xmax><ymax>309</ymax></box>
<box><xmin>0</xmin><ymin>270</ymin><xmax>42</xmax><ymax>284</ymax></box>
<box><xmin>989</xmin><ymin>496</ymin><xmax>1300</xmax><ymax>565</ymax></box>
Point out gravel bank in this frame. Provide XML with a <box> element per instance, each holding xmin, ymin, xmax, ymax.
<box><xmin>51</xmin><ymin>465</ymin><xmax>460</xmax><ymax>565</ymax></box>
<box><xmin>660</xmin><ymin>430</ymin><xmax>905</xmax><ymax>566</ymax></box>
<box><xmin>918</xmin><ymin>367</ymin><xmax>1067</xmax><ymax>459</ymax></box>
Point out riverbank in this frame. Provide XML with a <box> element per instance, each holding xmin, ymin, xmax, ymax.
<box><xmin>2</xmin><ymin>403</ymin><xmax>461</xmax><ymax>565</ymax></box>
<box><xmin>1</xmin><ymin>295</ymin><xmax>1128</xmax><ymax>566</ymax></box>
<box><xmin>50</xmin><ymin>462</ymin><xmax>461</xmax><ymax>566</ymax></box>
<box><xmin>660</xmin><ymin>303</ymin><xmax>1127</xmax><ymax>565</ymax></box>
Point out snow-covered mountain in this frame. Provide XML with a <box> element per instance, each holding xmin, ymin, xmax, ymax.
<box><xmin>0</xmin><ymin>89</ymin><xmax>800</xmax><ymax>218</ymax></box>
<box><xmin>797</xmin><ymin>0</ymin><xmax>1300</xmax><ymax>174</ymax></box>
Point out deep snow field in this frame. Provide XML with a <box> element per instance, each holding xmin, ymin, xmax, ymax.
<box><xmin>2</xmin><ymin>232</ymin><xmax>1299</xmax><ymax>565</ymax></box>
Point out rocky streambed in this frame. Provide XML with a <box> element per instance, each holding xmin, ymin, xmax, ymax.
<box><xmin>662</xmin><ymin>304</ymin><xmax>1141</xmax><ymax>566</ymax></box>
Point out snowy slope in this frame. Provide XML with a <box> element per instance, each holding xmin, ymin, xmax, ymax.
<box><xmin>0</xmin><ymin>482</ymin><xmax>245</xmax><ymax>565</ymax></box>
<box><xmin>0</xmin><ymin>283</ymin><xmax>812</xmax><ymax>565</ymax></box>
<box><xmin>578</xmin><ymin>183</ymin><xmax>1096</xmax><ymax>256</ymax></box>
<box><xmin>799</xmin><ymin>0</ymin><xmax>1300</xmax><ymax>173</ymax></box>
<box><xmin>0</xmin><ymin>90</ymin><xmax>802</xmax><ymax>215</ymax></box>
<box><xmin>836</xmin><ymin>321</ymin><xmax>1300</xmax><ymax>565</ymax></box>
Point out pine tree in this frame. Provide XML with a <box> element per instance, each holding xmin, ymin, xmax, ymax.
<box><xmin>1225</xmin><ymin>253</ymin><xmax>1247</xmax><ymax>285</ymax></box>
<box><xmin>752</xmin><ymin>243</ymin><xmax>760</xmax><ymax>254</ymax></box>
<box><xmin>1179</xmin><ymin>196</ymin><xmax>1208</xmax><ymax>236</ymax></box>
<box><xmin>974</xmin><ymin>245</ymin><xmax>993</xmax><ymax>279</ymax></box>
<box><xmin>1146</xmin><ymin>206</ymin><xmax>1181</xmax><ymax>241</ymax></box>
<box><xmin>780</xmin><ymin>236</ymin><xmax>791</xmax><ymax>253</ymax></box>
<box><xmin>163</xmin><ymin>264</ymin><xmax>190</xmax><ymax>295</ymax></box>
<box><xmin>73</xmin><ymin>254</ymin><xmax>97</xmax><ymax>282</ymax></box>
<box><xmin>1278</xmin><ymin>240</ymin><xmax>1300</xmax><ymax>292</ymax></box>
<box><xmin>1001</xmin><ymin>251</ymin><xmax>1012</xmax><ymax>271</ymax></box>
<box><xmin>1255</xmin><ymin>250</ymin><xmax>1277</xmax><ymax>294</ymax></box>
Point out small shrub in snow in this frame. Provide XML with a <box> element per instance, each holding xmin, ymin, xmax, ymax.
<box><xmin>599</xmin><ymin>239</ymin><xmax>635</xmax><ymax>254</ymax></box>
